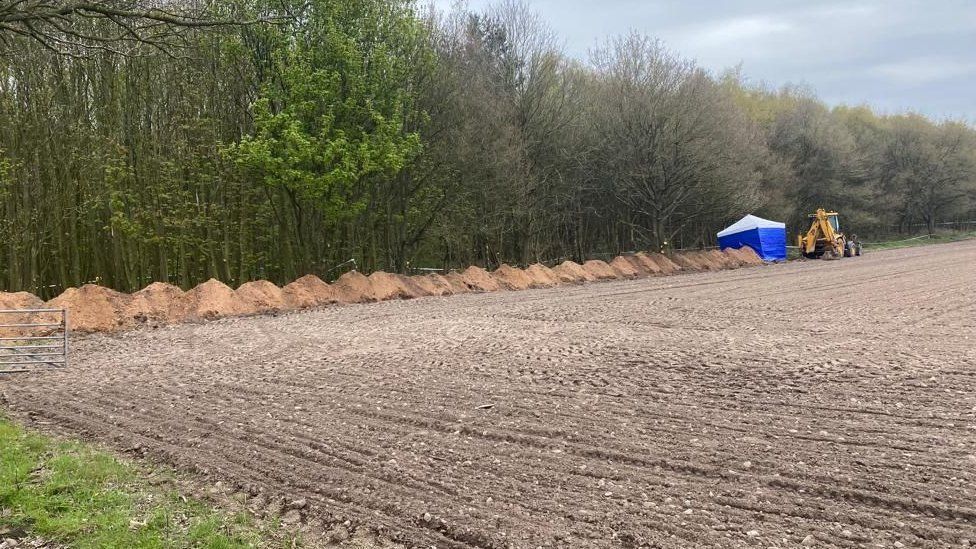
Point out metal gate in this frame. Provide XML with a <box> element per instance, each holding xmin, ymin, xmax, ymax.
<box><xmin>0</xmin><ymin>308</ymin><xmax>69</xmax><ymax>373</ymax></box>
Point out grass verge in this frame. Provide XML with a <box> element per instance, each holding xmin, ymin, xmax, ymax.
<box><xmin>785</xmin><ymin>231</ymin><xmax>974</xmax><ymax>260</ymax></box>
<box><xmin>0</xmin><ymin>416</ymin><xmax>296</xmax><ymax>548</ymax></box>
<box><xmin>862</xmin><ymin>230</ymin><xmax>976</xmax><ymax>251</ymax></box>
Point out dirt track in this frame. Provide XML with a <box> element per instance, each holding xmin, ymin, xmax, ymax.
<box><xmin>3</xmin><ymin>241</ymin><xmax>976</xmax><ymax>548</ymax></box>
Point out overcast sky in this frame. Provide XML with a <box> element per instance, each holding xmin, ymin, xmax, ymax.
<box><xmin>430</xmin><ymin>0</ymin><xmax>976</xmax><ymax>121</ymax></box>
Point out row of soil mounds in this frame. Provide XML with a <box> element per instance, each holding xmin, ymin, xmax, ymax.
<box><xmin>0</xmin><ymin>247</ymin><xmax>764</xmax><ymax>334</ymax></box>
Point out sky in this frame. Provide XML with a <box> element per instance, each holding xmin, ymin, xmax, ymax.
<box><xmin>429</xmin><ymin>0</ymin><xmax>976</xmax><ymax>121</ymax></box>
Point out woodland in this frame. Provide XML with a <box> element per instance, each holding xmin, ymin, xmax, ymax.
<box><xmin>1</xmin><ymin>0</ymin><xmax>973</xmax><ymax>296</ymax></box>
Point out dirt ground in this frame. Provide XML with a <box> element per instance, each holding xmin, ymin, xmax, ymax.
<box><xmin>2</xmin><ymin>241</ymin><xmax>976</xmax><ymax>548</ymax></box>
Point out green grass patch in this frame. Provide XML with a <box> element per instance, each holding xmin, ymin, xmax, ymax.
<box><xmin>862</xmin><ymin>230</ymin><xmax>976</xmax><ymax>251</ymax></box>
<box><xmin>0</xmin><ymin>417</ymin><xmax>295</xmax><ymax>548</ymax></box>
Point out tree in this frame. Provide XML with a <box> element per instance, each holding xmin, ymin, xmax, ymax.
<box><xmin>225</xmin><ymin>0</ymin><xmax>427</xmax><ymax>277</ymax></box>
<box><xmin>767</xmin><ymin>99</ymin><xmax>871</xmax><ymax>230</ymax></box>
<box><xmin>585</xmin><ymin>33</ymin><xmax>765</xmax><ymax>250</ymax></box>
<box><xmin>0</xmin><ymin>0</ymin><xmax>262</xmax><ymax>56</ymax></box>
<box><xmin>1</xmin><ymin>0</ymin><xmax>974</xmax><ymax>297</ymax></box>
<box><xmin>882</xmin><ymin>116</ymin><xmax>976</xmax><ymax>233</ymax></box>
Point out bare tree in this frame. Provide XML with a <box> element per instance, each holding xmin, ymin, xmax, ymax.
<box><xmin>483</xmin><ymin>0</ymin><xmax>583</xmax><ymax>262</ymax></box>
<box><xmin>585</xmin><ymin>33</ymin><xmax>765</xmax><ymax>249</ymax></box>
<box><xmin>882</xmin><ymin>117</ymin><xmax>976</xmax><ymax>234</ymax></box>
<box><xmin>0</xmin><ymin>0</ymin><xmax>266</xmax><ymax>56</ymax></box>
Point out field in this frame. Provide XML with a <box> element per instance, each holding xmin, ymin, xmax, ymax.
<box><xmin>2</xmin><ymin>241</ymin><xmax>975</xmax><ymax>548</ymax></box>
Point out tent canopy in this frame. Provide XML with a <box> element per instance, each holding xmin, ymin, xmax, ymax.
<box><xmin>717</xmin><ymin>214</ymin><xmax>787</xmax><ymax>262</ymax></box>
<box><xmin>717</xmin><ymin>214</ymin><xmax>786</xmax><ymax>238</ymax></box>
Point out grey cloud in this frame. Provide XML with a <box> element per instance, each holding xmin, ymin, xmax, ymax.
<box><xmin>429</xmin><ymin>0</ymin><xmax>976</xmax><ymax>121</ymax></box>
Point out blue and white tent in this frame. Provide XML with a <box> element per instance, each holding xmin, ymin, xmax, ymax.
<box><xmin>717</xmin><ymin>215</ymin><xmax>787</xmax><ymax>262</ymax></box>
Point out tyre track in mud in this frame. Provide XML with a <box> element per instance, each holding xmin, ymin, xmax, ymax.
<box><xmin>2</xmin><ymin>240</ymin><xmax>976</xmax><ymax>547</ymax></box>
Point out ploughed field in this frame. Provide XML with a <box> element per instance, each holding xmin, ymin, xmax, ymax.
<box><xmin>2</xmin><ymin>241</ymin><xmax>976</xmax><ymax>548</ymax></box>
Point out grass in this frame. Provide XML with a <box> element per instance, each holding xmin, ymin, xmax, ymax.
<box><xmin>0</xmin><ymin>416</ymin><xmax>298</xmax><ymax>548</ymax></box>
<box><xmin>861</xmin><ymin>230</ymin><xmax>976</xmax><ymax>251</ymax></box>
<box><xmin>787</xmin><ymin>231</ymin><xmax>976</xmax><ymax>259</ymax></box>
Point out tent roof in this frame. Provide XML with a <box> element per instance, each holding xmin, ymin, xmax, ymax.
<box><xmin>717</xmin><ymin>214</ymin><xmax>786</xmax><ymax>238</ymax></box>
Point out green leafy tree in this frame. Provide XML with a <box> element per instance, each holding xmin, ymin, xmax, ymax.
<box><xmin>226</xmin><ymin>0</ymin><xmax>425</xmax><ymax>276</ymax></box>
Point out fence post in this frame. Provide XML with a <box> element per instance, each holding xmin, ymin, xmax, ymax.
<box><xmin>63</xmin><ymin>308</ymin><xmax>69</xmax><ymax>369</ymax></box>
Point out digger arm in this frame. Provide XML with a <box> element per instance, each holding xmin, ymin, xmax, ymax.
<box><xmin>801</xmin><ymin>209</ymin><xmax>839</xmax><ymax>254</ymax></box>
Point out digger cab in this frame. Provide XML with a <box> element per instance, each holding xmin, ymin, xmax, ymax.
<box><xmin>809</xmin><ymin>211</ymin><xmax>841</xmax><ymax>233</ymax></box>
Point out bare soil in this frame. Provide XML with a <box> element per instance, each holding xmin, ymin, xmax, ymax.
<box><xmin>582</xmin><ymin>260</ymin><xmax>618</xmax><ymax>280</ymax></box>
<box><xmin>369</xmin><ymin>272</ymin><xmax>425</xmax><ymax>301</ymax></box>
<box><xmin>282</xmin><ymin>275</ymin><xmax>336</xmax><ymax>310</ymax></box>
<box><xmin>127</xmin><ymin>282</ymin><xmax>186</xmax><ymax>326</ymax></box>
<box><xmin>0</xmin><ymin>292</ymin><xmax>46</xmax><ymax>338</ymax></box>
<box><xmin>236</xmin><ymin>280</ymin><xmax>287</xmax><ymax>313</ymax></box>
<box><xmin>523</xmin><ymin>264</ymin><xmax>559</xmax><ymax>288</ymax></box>
<box><xmin>552</xmin><ymin>261</ymin><xmax>594</xmax><ymax>284</ymax></box>
<box><xmin>181</xmin><ymin>279</ymin><xmax>252</xmax><ymax>321</ymax></box>
<box><xmin>647</xmin><ymin>253</ymin><xmax>682</xmax><ymax>274</ymax></box>
<box><xmin>410</xmin><ymin>274</ymin><xmax>455</xmax><ymax>297</ymax></box>
<box><xmin>727</xmin><ymin>247</ymin><xmax>764</xmax><ymax>267</ymax></box>
<box><xmin>3</xmin><ymin>241</ymin><xmax>976</xmax><ymax>548</ymax></box>
<box><xmin>608</xmin><ymin>256</ymin><xmax>640</xmax><ymax>279</ymax></box>
<box><xmin>46</xmin><ymin>284</ymin><xmax>132</xmax><ymax>332</ymax></box>
<box><xmin>332</xmin><ymin>271</ymin><xmax>377</xmax><ymax>304</ymax></box>
<box><xmin>443</xmin><ymin>272</ymin><xmax>473</xmax><ymax>295</ymax></box>
<box><xmin>461</xmin><ymin>266</ymin><xmax>503</xmax><ymax>293</ymax></box>
<box><xmin>492</xmin><ymin>264</ymin><xmax>534</xmax><ymax>291</ymax></box>
<box><xmin>0</xmin><ymin>291</ymin><xmax>43</xmax><ymax>310</ymax></box>
<box><xmin>626</xmin><ymin>253</ymin><xmax>662</xmax><ymax>275</ymax></box>
<box><xmin>669</xmin><ymin>253</ymin><xmax>704</xmax><ymax>272</ymax></box>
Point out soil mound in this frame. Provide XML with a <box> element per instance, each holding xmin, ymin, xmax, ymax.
<box><xmin>126</xmin><ymin>282</ymin><xmax>186</xmax><ymax>325</ymax></box>
<box><xmin>670</xmin><ymin>253</ymin><xmax>703</xmax><ymax>271</ymax></box>
<box><xmin>332</xmin><ymin>271</ymin><xmax>377</xmax><ymax>303</ymax></box>
<box><xmin>369</xmin><ymin>272</ymin><xmax>428</xmax><ymax>301</ymax></box>
<box><xmin>181</xmin><ymin>279</ymin><xmax>253</xmax><ymax>321</ymax></box>
<box><xmin>582</xmin><ymin>260</ymin><xmax>619</xmax><ymax>280</ymax></box>
<box><xmin>552</xmin><ymin>261</ymin><xmax>594</xmax><ymax>283</ymax></box>
<box><xmin>369</xmin><ymin>272</ymin><xmax>405</xmax><ymax>301</ymax></box>
<box><xmin>461</xmin><ymin>266</ymin><xmax>503</xmax><ymax>292</ymax></box>
<box><xmin>705</xmin><ymin>249</ymin><xmax>730</xmax><ymax>269</ymax></box>
<box><xmin>628</xmin><ymin>253</ymin><xmax>662</xmax><ymax>275</ymax></box>
<box><xmin>524</xmin><ymin>263</ymin><xmax>559</xmax><ymax>288</ymax></box>
<box><xmin>47</xmin><ymin>284</ymin><xmax>132</xmax><ymax>332</ymax></box>
<box><xmin>492</xmin><ymin>264</ymin><xmax>534</xmax><ymax>291</ymax></box>
<box><xmin>397</xmin><ymin>275</ymin><xmax>431</xmax><ymax>299</ymax></box>
<box><xmin>715</xmin><ymin>249</ymin><xmax>744</xmax><ymax>268</ymax></box>
<box><xmin>0</xmin><ymin>291</ymin><xmax>47</xmax><ymax>337</ymax></box>
<box><xmin>647</xmin><ymin>253</ymin><xmax>681</xmax><ymax>274</ymax></box>
<box><xmin>0</xmin><ymin>291</ymin><xmax>44</xmax><ymax>310</ymax></box>
<box><xmin>708</xmin><ymin>250</ymin><xmax>730</xmax><ymax>268</ymax></box>
<box><xmin>694</xmin><ymin>250</ymin><xmax>724</xmax><ymax>270</ymax></box>
<box><xmin>731</xmin><ymin>246</ymin><xmax>765</xmax><ymax>266</ymax></box>
<box><xmin>609</xmin><ymin>256</ymin><xmax>641</xmax><ymax>279</ymax></box>
<box><xmin>281</xmin><ymin>275</ymin><xmax>336</xmax><ymax>309</ymax></box>
<box><xmin>443</xmin><ymin>272</ymin><xmax>473</xmax><ymax>294</ymax></box>
<box><xmin>237</xmin><ymin>280</ymin><xmax>287</xmax><ymax>313</ymax></box>
<box><xmin>10</xmin><ymin>242</ymin><xmax>772</xmax><ymax>336</ymax></box>
<box><xmin>411</xmin><ymin>274</ymin><xmax>454</xmax><ymax>297</ymax></box>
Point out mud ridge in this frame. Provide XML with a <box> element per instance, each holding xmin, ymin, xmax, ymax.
<box><xmin>1</xmin><ymin>247</ymin><xmax>767</xmax><ymax>333</ymax></box>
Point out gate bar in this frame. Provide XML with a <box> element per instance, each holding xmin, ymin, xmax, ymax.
<box><xmin>0</xmin><ymin>308</ymin><xmax>68</xmax><ymax>371</ymax></box>
<box><xmin>0</xmin><ymin>360</ymin><xmax>67</xmax><ymax>366</ymax></box>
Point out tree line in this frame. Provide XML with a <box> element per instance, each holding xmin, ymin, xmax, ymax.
<box><xmin>1</xmin><ymin>0</ymin><xmax>974</xmax><ymax>297</ymax></box>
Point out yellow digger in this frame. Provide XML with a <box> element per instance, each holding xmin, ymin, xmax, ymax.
<box><xmin>798</xmin><ymin>209</ymin><xmax>862</xmax><ymax>259</ymax></box>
